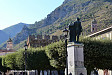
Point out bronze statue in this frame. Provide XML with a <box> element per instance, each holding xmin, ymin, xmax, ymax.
<box><xmin>69</xmin><ymin>17</ymin><xmax>82</xmax><ymax>43</ymax></box>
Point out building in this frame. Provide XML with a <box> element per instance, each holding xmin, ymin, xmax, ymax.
<box><xmin>91</xmin><ymin>19</ymin><xmax>97</xmax><ymax>33</ymax></box>
<box><xmin>0</xmin><ymin>49</ymin><xmax>15</xmax><ymax>56</ymax></box>
<box><xmin>6</xmin><ymin>38</ymin><xmax>13</xmax><ymax>50</ymax></box>
<box><xmin>87</xmin><ymin>19</ymin><xmax>112</xmax><ymax>75</ymax></box>
<box><xmin>0</xmin><ymin>38</ymin><xmax>15</xmax><ymax>56</ymax></box>
<box><xmin>27</xmin><ymin>35</ymin><xmax>65</xmax><ymax>48</ymax></box>
<box><xmin>87</xmin><ymin>26</ymin><xmax>112</xmax><ymax>40</ymax></box>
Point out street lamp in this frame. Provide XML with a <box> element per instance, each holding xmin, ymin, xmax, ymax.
<box><xmin>24</xmin><ymin>41</ymin><xmax>28</xmax><ymax>75</ymax></box>
<box><xmin>63</xmin><ymin>28</ymin><xmax>69</xmax><ymax>75</ymax></box>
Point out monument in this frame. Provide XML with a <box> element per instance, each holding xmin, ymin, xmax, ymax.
<box><xmin>67</xmin><ymin>18</ymin><xmax>87</xmax><ymax>75</ymax></box>
<box><xmin>69</xmin><ymin>17</ymin><xmax>82</xmax><ymax>43</ymax></box>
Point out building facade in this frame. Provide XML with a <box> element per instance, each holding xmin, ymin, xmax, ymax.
<box><xmin>0</xmin><ymin>38</ymin><xmax>15</xmax><ymax>56</ymax></box>
<box><xmin>0</xmin><ymin>49</ymin><xmax>15</xmax><ymax>56</ymax></box>
<box><xmin>27</xmin><ymin>35</ymin><xmax>65</xmax><ymax>48</ymax></box>
<box><xmin>87</xmin><ymin>26</ymin><xmax>112</xmax><ymax>40</ymax></box>
<box><xmin>6</xmin><ymin>38</ymin><xmax>13</xmax><ymax>50</ymax></box>
<box><xmin>91</xmin><ymin>19</ymin><xmax>97</xmax><ymax>33</ymax></box>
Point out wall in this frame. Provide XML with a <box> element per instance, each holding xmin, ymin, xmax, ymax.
<box><xmin>27</xmin><ymin>35</ymin><xmax>65</xmax><ymax>48</ymax></box>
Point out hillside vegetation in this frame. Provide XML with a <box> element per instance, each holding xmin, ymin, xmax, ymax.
<box><xmin>1</xmin><ymin>0</ymin><xmax>112</xmax><ymax>49</ymax></box>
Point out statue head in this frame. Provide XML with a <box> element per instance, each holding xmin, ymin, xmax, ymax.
<box><xmin>77</xmin><ymin>17</ymin><xmax>80</xmax><ymax>21</ymax></box>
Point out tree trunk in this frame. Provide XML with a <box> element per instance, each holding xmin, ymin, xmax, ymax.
<box><xmin>58</xmin><ymin>70</ymin><xmax>60</xmax><ymax>75</ymax></box>
<box><xmin>42</xmin><ymin>70</ymin><xmax>44</xmax><ymax>75</ymax></box>
<box><xmin>50</xmin><ymin>70</ymin><xmax>52</xmax><ymax>75</ymax></box>
<box><xmin>38</xmin><ymin>70</ymin><xmax>40</xmax><ymax>75</ymax></box>
<box><xmin>87</xmin><ymin>68</ymin><xmax>92</xmax><ymax>75</ymax></box>
<box><xmin>47</xmin><ymin>70</ymin><xmax>49</xmax><ymax>75</ymax></box>
<box><xmin>35</xmin><ymin>70</ymin><xmax>36</xmax><ymax>75</ymax></box>
<box><xmin>3</xmin><ymin>72</ymin><xmax>6</xmax><ymax>75</ymax></box>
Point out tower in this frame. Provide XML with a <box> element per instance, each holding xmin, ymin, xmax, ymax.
<box><xmin>91</xmin><ymin>19</ymin><xmax>97</xmax><ymax>33</ymax></box>
<box><xmin>6</xmin><ymin>38</ymin><xmax>13</xmax><ymax>50</ymax></box>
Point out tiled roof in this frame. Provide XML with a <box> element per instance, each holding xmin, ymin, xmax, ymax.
<box><xmin>87</xmin><ymin>26</ymin><xmax>112</xmax><ymax>37</ymax></box>
<box><xmin>0</xmin><ymin>50</ymin><xmax>16</xmax><ymax>53</ymax></box>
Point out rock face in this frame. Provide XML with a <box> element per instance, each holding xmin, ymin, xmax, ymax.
<box><xmin>13</xmin><ymin>25</ymin><xmax>31</xmax><ymax>44</ymax></box>
<box><xmin>29</xmin><ymin>0</ymin><xmax>92</xmax><ymax>29</ymax></box>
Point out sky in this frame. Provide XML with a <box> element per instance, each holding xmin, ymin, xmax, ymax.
<box><xmin>0</xmin><ymin>0</ymin><xmax>64</xmax><ymax>30</ymax></box>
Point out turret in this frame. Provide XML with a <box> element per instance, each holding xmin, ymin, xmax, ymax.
<box><xmin>91</xmin><ymin>19</ymin><xmax>97</xmax><ymax>33</ymax></box>
<box><xmin>6</xmin><ymin>38</ymin><xmax>13</xmax><ymax>50</ymax></box>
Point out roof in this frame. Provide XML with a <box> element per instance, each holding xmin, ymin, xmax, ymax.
<box><xmin>0</xmin><ymin>49</ymin><xmax>16</xmax><ymax>53</ymax></box>
<box><xmin>87</xmin><ymin>26</ymin><xmax>112</xmax><ymax>37</ymax></box>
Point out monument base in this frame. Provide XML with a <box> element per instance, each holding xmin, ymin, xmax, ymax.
<box><xmin>67</xmin><ymin>42</ymin><xmax>87</xmax><ymax>75</ymax></box>
<box><xmin>75</xmin><ymin>67</ymin><xmax>87</xmax><ymax>75</ymax></box>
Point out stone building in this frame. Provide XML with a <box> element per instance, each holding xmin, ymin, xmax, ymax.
<box><xmin>6</xmin><ymin>38</ymin><xmax>13</xmax><ymax>50</ymax></box>
<box><xmin>87</xmin><ymin>26</ymin><xmax>112</xmax><ymax>40</ymax></box>
<box><xmin>0</xmin><ymin>49</ymin><xmax>15</xmax><ymax>56</ymax></box>
<box><xmin>91</xmin><ymin>19</ymin><xmax>97</xmax><ymax>33</ymax></box>
<box><xmin>0</xmin><ymin>38</ymin><xmax>15</xmax><ymax>56</ymax></box>
<box><xmin>27</xmin><ymin>35</ymin><xmax>65</xmax><ymax>48</ymax></box>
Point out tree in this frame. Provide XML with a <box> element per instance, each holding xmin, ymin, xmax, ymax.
<box><xmin>2</xmin><ymin>38</ymin><xmax>112</xmax><ymax>75</ymax></box>
<box><xmin>26</xmin><ymin>49</ymin><xmax>53</xmax><ymax>75</ymax></box>
<box><xmin>1</xmin><ymin>56</ymin><xmax>11</xmax><ymax>75</ymax></box>
<box><xmin>0</xmin><ymin>57</ymin><xmax>2</xmax><ymax>70</ymax></box>
<box><xmin>2</xmin><ymin>48</ymin><xmax>53</xmax><ymax>75</ymax></box>
<box><xmin>46</xmin><ymin>41</ymin><xmax>66</xmax><ymax>70</ymax></box>
<box><xmin>46</xmin><ymin>39</ymin><xmax>112</xmax><ymax>75</ymax></box>
<box><xmin>2</xmin><ymin>53</ymin><xmax>18</xmax><ymax>70</ymax></box>
<box><xmin>16</xmin><ymin>50</ymin><xmax>25</xmax><ymax>70</ymax></box>
<box><xmin>81</xmin><ymin>38</ymin><xmax>112</xmax><ymax>75</ymax></box>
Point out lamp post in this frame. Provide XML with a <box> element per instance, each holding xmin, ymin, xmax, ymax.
<box><xmin>24</xmin><ymin>41</ymin><xmax>28</xmax><ymax>75</ymax></box>
<box><xmin>63</xmin><ymin>28</ymin><xmax>69</xmax><ymax>75</ymax></box>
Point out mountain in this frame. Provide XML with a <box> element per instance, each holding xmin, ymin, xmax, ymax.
<box><xmin>29</xmin><ymin>0</ymin><xmax>112</xmax><ymax>36</ymax></box>
<box><xmin>1</xmin><ymin>0</ymin><xmax>112</xmax><ymax>49</ymax></box>
<box><xmin>3</xmin><ymin>23</ymin><xmax>29</xmax><ymax>38</ymax></box>
<box><xmin>13</xmin><ymin>25</ymin><xmax>35</xmax><ymax>44</ymax></box>
<box><xmin>0</xmin><ymin>23</ymin><xmax>29</xmax><ymax>45</ymax></box>
<box><xmin>0</xmin><ymin>30</ymin><xmax>9</xmax><ymax>44</ymax></box>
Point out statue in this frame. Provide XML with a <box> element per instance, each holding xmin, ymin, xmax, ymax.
<box><xmin>69</xmin><ymin>17</ymin><xmax>82</xmax><ymax>43</ymax></box>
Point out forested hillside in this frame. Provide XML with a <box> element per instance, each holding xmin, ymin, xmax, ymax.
<box><xmin>1</xmin><ymin>0</ymin><xmax>112</xmax><ymax>49</ymax></box>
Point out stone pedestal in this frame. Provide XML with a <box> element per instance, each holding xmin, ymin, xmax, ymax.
<box><xmin>67</xmin><ymin>42</ymin><xmax>87</xmax><ymax>75</ymax></box>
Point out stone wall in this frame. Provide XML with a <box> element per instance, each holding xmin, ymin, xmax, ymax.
<box><xmin>27</xmin><ymin>35</ymin><xmax>65</xmax><ymax>48</ymax></box>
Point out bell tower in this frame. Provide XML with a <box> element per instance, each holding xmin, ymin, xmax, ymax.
<box><xmin>6</xmin><ymin>38</ymin><xmax>13</xmax><ymax>50</ymax></box>
<box><xmin>91</xmin><ymin>19</ymin><xmax>97</xmax><ymax>33</ymax></box>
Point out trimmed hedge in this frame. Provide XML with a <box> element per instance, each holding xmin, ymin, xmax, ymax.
<box><xmin>1</xmin><ymin>39</ymin><xmax>112</xmax><ymax>75</ymax></box>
